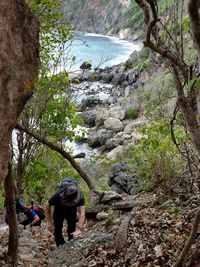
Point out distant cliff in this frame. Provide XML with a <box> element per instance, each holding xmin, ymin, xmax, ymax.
<box><xmin>62</xmin><ymin>0</ymin><xmax>142</xmax><ymax>39</ymax></box>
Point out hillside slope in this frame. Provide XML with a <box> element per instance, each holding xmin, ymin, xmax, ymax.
<box><xmin>62</xmin><ymin>0</ymin><xmax>138</xmax><ymax>39</ymax></box>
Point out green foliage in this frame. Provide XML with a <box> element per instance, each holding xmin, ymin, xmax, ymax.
<box><xmin>136</xmin><ymin>58</ymin><xmax>151</xmax><ymax>72</ymax></box>
<box><xmin>128</xmin><ymin>120</ymin><xmax>186</xmax><ymax>192</ymax></box>
<box><xmin>23</xmin><ymin>148</ymin><xmax>90</xmax><ymax>205</ymax></box>
<box><xmin>184</xmin><ymin>39</ymin><xmax>198</xmax><ymax>66</ymax></box>
<box><xmin>126</xmin><ymin>0</ymin><xmax>173</xmax><ymax>29</ymax></box>
<box><xmin>182</xmin><ymin>16</ymin><xmax>190</xmax><ymax>33</ymax></box>
<box><xmin>125</xmin><ymin>107</ymin><xmax>139</xmax><ymax>120</ymax></box>
<box><xmin>136</xmin><ymin>70</ymin><xmax>176</xmax><ymax>119</ymax></box>
<box><xmin>14</xmin><ymin>0</ymin><xmax>86</xmax><ymax>205</ymax></box>
<box><xmin>125</xmin><ymin>0</ymin><xmax>144</xmax><ymax>29</ymax></box>
<box><xmin>23</xmin><ymin>0</ymin><xmax>78</xmax><ymax>142</ymax></box>
<box><xmin>124</xmin><ymin>47</ymin><xmax>150</xmax><ymax>71</ymax></box>
<box><xmin>159</xmin><ymin>0</ymin><xmax>175</xmax><ymax>14</ymax></box>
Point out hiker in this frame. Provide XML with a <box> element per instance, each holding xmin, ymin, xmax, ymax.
<box><xmin>46</xmin><ymin>177</ymin><xmax>86</xmax><ymax>246</ymax></box>
<box><xmin>20</xmin><ymin>201</ymin><xmax>45</xmax><ymax>228</ymax></box>
<box><xmin>5</xmin><ymin>199</ymin><xmax>45</xmax><ymax>228</ymax></box>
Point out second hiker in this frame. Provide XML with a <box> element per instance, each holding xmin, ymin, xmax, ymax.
<box><xmin>46</xmin><ymin>177</ymin><xmax>86</xmax><ymax>246</ymax></box>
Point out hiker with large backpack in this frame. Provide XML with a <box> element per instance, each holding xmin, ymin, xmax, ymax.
<box><xmin>46</xmin><ymin>177</ymin><xmax>86</xmax><ymax>247</ymax></box>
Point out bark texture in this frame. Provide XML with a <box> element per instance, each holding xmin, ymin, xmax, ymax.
<box><xmin>4</xmin><ymin>163</ymin><xmax>18</xmax><ymax>266</ymax></box>
<box><xmin>188</xmin><ymin>0</ymin><xmax>200</xmax><ymax>53</ymax></box>
<box><xmin>0</xmin><ymin>0</ymin><xmax>39</xmax><ymax>183</ymax></box>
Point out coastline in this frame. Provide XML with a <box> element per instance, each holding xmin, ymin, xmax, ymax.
<box><xmin>66</xmin><ymin>32</ymin><xmax>143</xmax><ymax>75</ymax></box>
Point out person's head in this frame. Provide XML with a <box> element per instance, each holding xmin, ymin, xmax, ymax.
<box><xmin>59</xmin><ymin>184</ymin><xmax>81</xmax><ymax>207</ymax></box>
<box><xmin>16</xmin><ymin>199</ymin><xmax>26</xmax><ymax>214</ymax></box>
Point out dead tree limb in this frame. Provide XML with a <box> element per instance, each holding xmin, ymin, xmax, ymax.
<box><xmin>170</xmin><ymin>104</ymin><xmax>181</xmax><ymax>152</ymax></box>
<box><xmin>15</xmin><ymin>123</ymin><xmax>96</xmax><ymax>191</ymax></box>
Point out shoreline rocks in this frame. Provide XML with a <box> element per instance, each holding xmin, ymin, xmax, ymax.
<box><xmin>68</xmin><ymin>51</ymin><xmax>149</xmax><ymax>184</ymax></box>
<box><xmin>71</xmin><ymin>64</ymin><xmax>140</xmax><ymax>88</ymax></box>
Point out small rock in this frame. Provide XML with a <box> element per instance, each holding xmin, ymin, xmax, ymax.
<box><xmin>100</xmin><ymin>191</ymin><xmax>122</xmax><ymax>204</ymax></box>
<box><xmin>96</xmin><ymin>211</ymin><xmax>109</xmax><ymax>221</ymax></box>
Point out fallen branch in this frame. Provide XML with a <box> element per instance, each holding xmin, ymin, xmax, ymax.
<box><xmin>15</xmin><ymin>123</ymin><xmax>96</xmax><ymax>191</ymax></box>
<box><xmin>174</xmin><ymin>207</ymin><xmax>200</xmax><ymax>267</ymax></box>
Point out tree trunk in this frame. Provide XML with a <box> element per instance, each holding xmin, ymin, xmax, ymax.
<box><xmin>4</xmin><ymin>163</ymin><xmax>18</xmax><ymax>267</ymax></box>
<box><xmin>0</xmin><ymin>0</ymin><xmax>39</xmax><ymax>264</ymax></box>
<box><xmin>177</xmin><ymin>94</ymin><xmax>200</xmax><ymax>156</ymax></box>
<box><xmin>0</xmin><ymin>0</ymin><xmax>39</xmax><ymax>184</ymax></box>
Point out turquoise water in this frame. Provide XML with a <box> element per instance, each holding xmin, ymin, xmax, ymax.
<box><xmin>59</xmin><ymin>32</ymin><xmax>142</xmax><ymax>72</ymax></box>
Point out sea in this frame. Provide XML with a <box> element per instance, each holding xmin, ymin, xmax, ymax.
<box><xmin>56</xmin><ymin>32</ymin><xmax>142</xmax><ymax>73</ymax></box>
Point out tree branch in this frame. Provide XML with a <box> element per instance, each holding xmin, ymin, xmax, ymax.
<box><xmin>15</xmin><ymin>123</ymin><xmax>96</xmax><ymax>191</ymax></box>
<box><xmin>136</xmin><ymin>0</ymin><xmax>188</xmax><ymax>78</ymax></box>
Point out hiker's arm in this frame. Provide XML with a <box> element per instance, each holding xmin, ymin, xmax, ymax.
<box><xmin>32</xmin><ymin>214</ymin><xmax>40</xmax><ymax>223</ymax></box>
<box><xmin>77</xmin><ymin>206</ymin><xmax>85</xmax><ymax>230</ymax></box>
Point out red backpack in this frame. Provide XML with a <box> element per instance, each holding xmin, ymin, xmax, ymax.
<box><xmin>31</xmin><ymin>203</ymin><xmax>45</xmax><ymax>220</ymax></box>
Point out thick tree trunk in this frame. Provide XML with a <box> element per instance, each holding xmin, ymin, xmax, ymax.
<box><xmin>4</xmin><ymin>163</ymin><xmax>18</xmax><ymax>267</ymax></box>
<box><xmin>0</xmin><ymin>0</ymin><xmax>39</xmax><ymax>264</ymax></box>
<box><xmin>188</xmin><ymin>0</ymin><xmax>200</xmax><ymax>54</ymax></box>
<box><xmin>0</xmin><ymin>0</ymin><xmax>39</xmax><ymax>183</ymax></box>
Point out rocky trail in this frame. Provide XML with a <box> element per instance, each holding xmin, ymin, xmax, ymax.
<box><xmin>1</xmin><ymin>52</ymin><xmax>200</xmax><ymax>266</ymax></box>
<box><xmin>1</xmin><ymin>191</ymin><xmax>200</xmax><ymax>267</ymax></box>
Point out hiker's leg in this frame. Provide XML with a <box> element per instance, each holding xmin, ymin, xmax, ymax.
<box><xmin>20</xmin><ymin>218</ymin><xmax>32</xmax><ymax>228</ymax></box>
<box><xmin>53</xmin><ymin>210</ymin><xmax>65</xmax><ymax>246</ymax></box>
<box><xmin>66</xmin><ymin>209</ymin><xmax>77</xmax><ymax>240</ymax></box>
<box><xmin>31</xmin><ymin>220</ymin><xmax>41</xmax><ymax>227</ymax></box>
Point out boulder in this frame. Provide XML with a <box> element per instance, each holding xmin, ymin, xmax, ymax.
<box><xmin>95</xmin><ymin>107</ymin><xmax>109</xmax><ymax>126</ymax></box>
<box><xmin>88</xmin><ymin>128</ymin><xmax>113</xmax><ymax>148</ymax></box>
<box><xmin>124</xmin><ymin>118</ymin><xmax>148</xmax><ymax>134</ymax></box>
<box><xmin>81</xmin><ymin>110</ymin><xmax>97</xmax><ymax>127</ymax></box>
<box><xmin>104</xmin><ymin>117</ymin><xmax>123</xmax><ymax>132</ymax></box>
<box><xmin>123</xmin><ymin>121</ymin><xmax>137</xmax><ymax>134</ymax></box>
<box><xmin>109</xmin><ymin>106</ymin><xmax>126</xmax><ymax>120</ymax></box>
<box><xmin>100</xmin><ymin>73</ymin><xmax>113</xmax><ymax>83</ymax></box>
<box><xmin>80</xmin><ymin>96</ymin><xmax>101</xmax><ymax>111</ymax></box>
<box><xmin>105</xmin><ymin>137</ymin><xmax>122</xmax><ymax>151</ymax></box>
<box><xmin>108</xmin><ymin>163</ymin><xmax>137</xmax><ymax>195</ymax></box>
<box><xmin>106</xmin><ymin>145</ymin><xmax>124</xmax><ymax>160</ymax></box>
<box><xmin>111</xmin><ymin>162</ymin><xmax>128</xmax><ymax>175</ymax></box>
<box><xmin>96</xmin><ymin>211</ymin><xmax>109</xmax><ymax>221</ymax></box>
<box><xmin>127</xmin><ymin>70</ymin><xmax>139</xmax><ymax>84</ymax></box>
<box><xmin>111</xmin><ymin>73</ymin><xmax>123</xmax><ymax>85</ymax></box>
<box><xmin>100</xmin><ymin>191</ymin><xmax>122</xmax><ymax>204</ymax></box>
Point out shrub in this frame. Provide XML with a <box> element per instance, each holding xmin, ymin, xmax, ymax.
<box><xmin>128</xmin><ymin>120</ymin><xmax>186</xmax><ymax>193</ymax></box>
<box><xmin>125</xmin><ymin>107</ymin><xmax>139</xmax><ymax>120</ymax></box>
